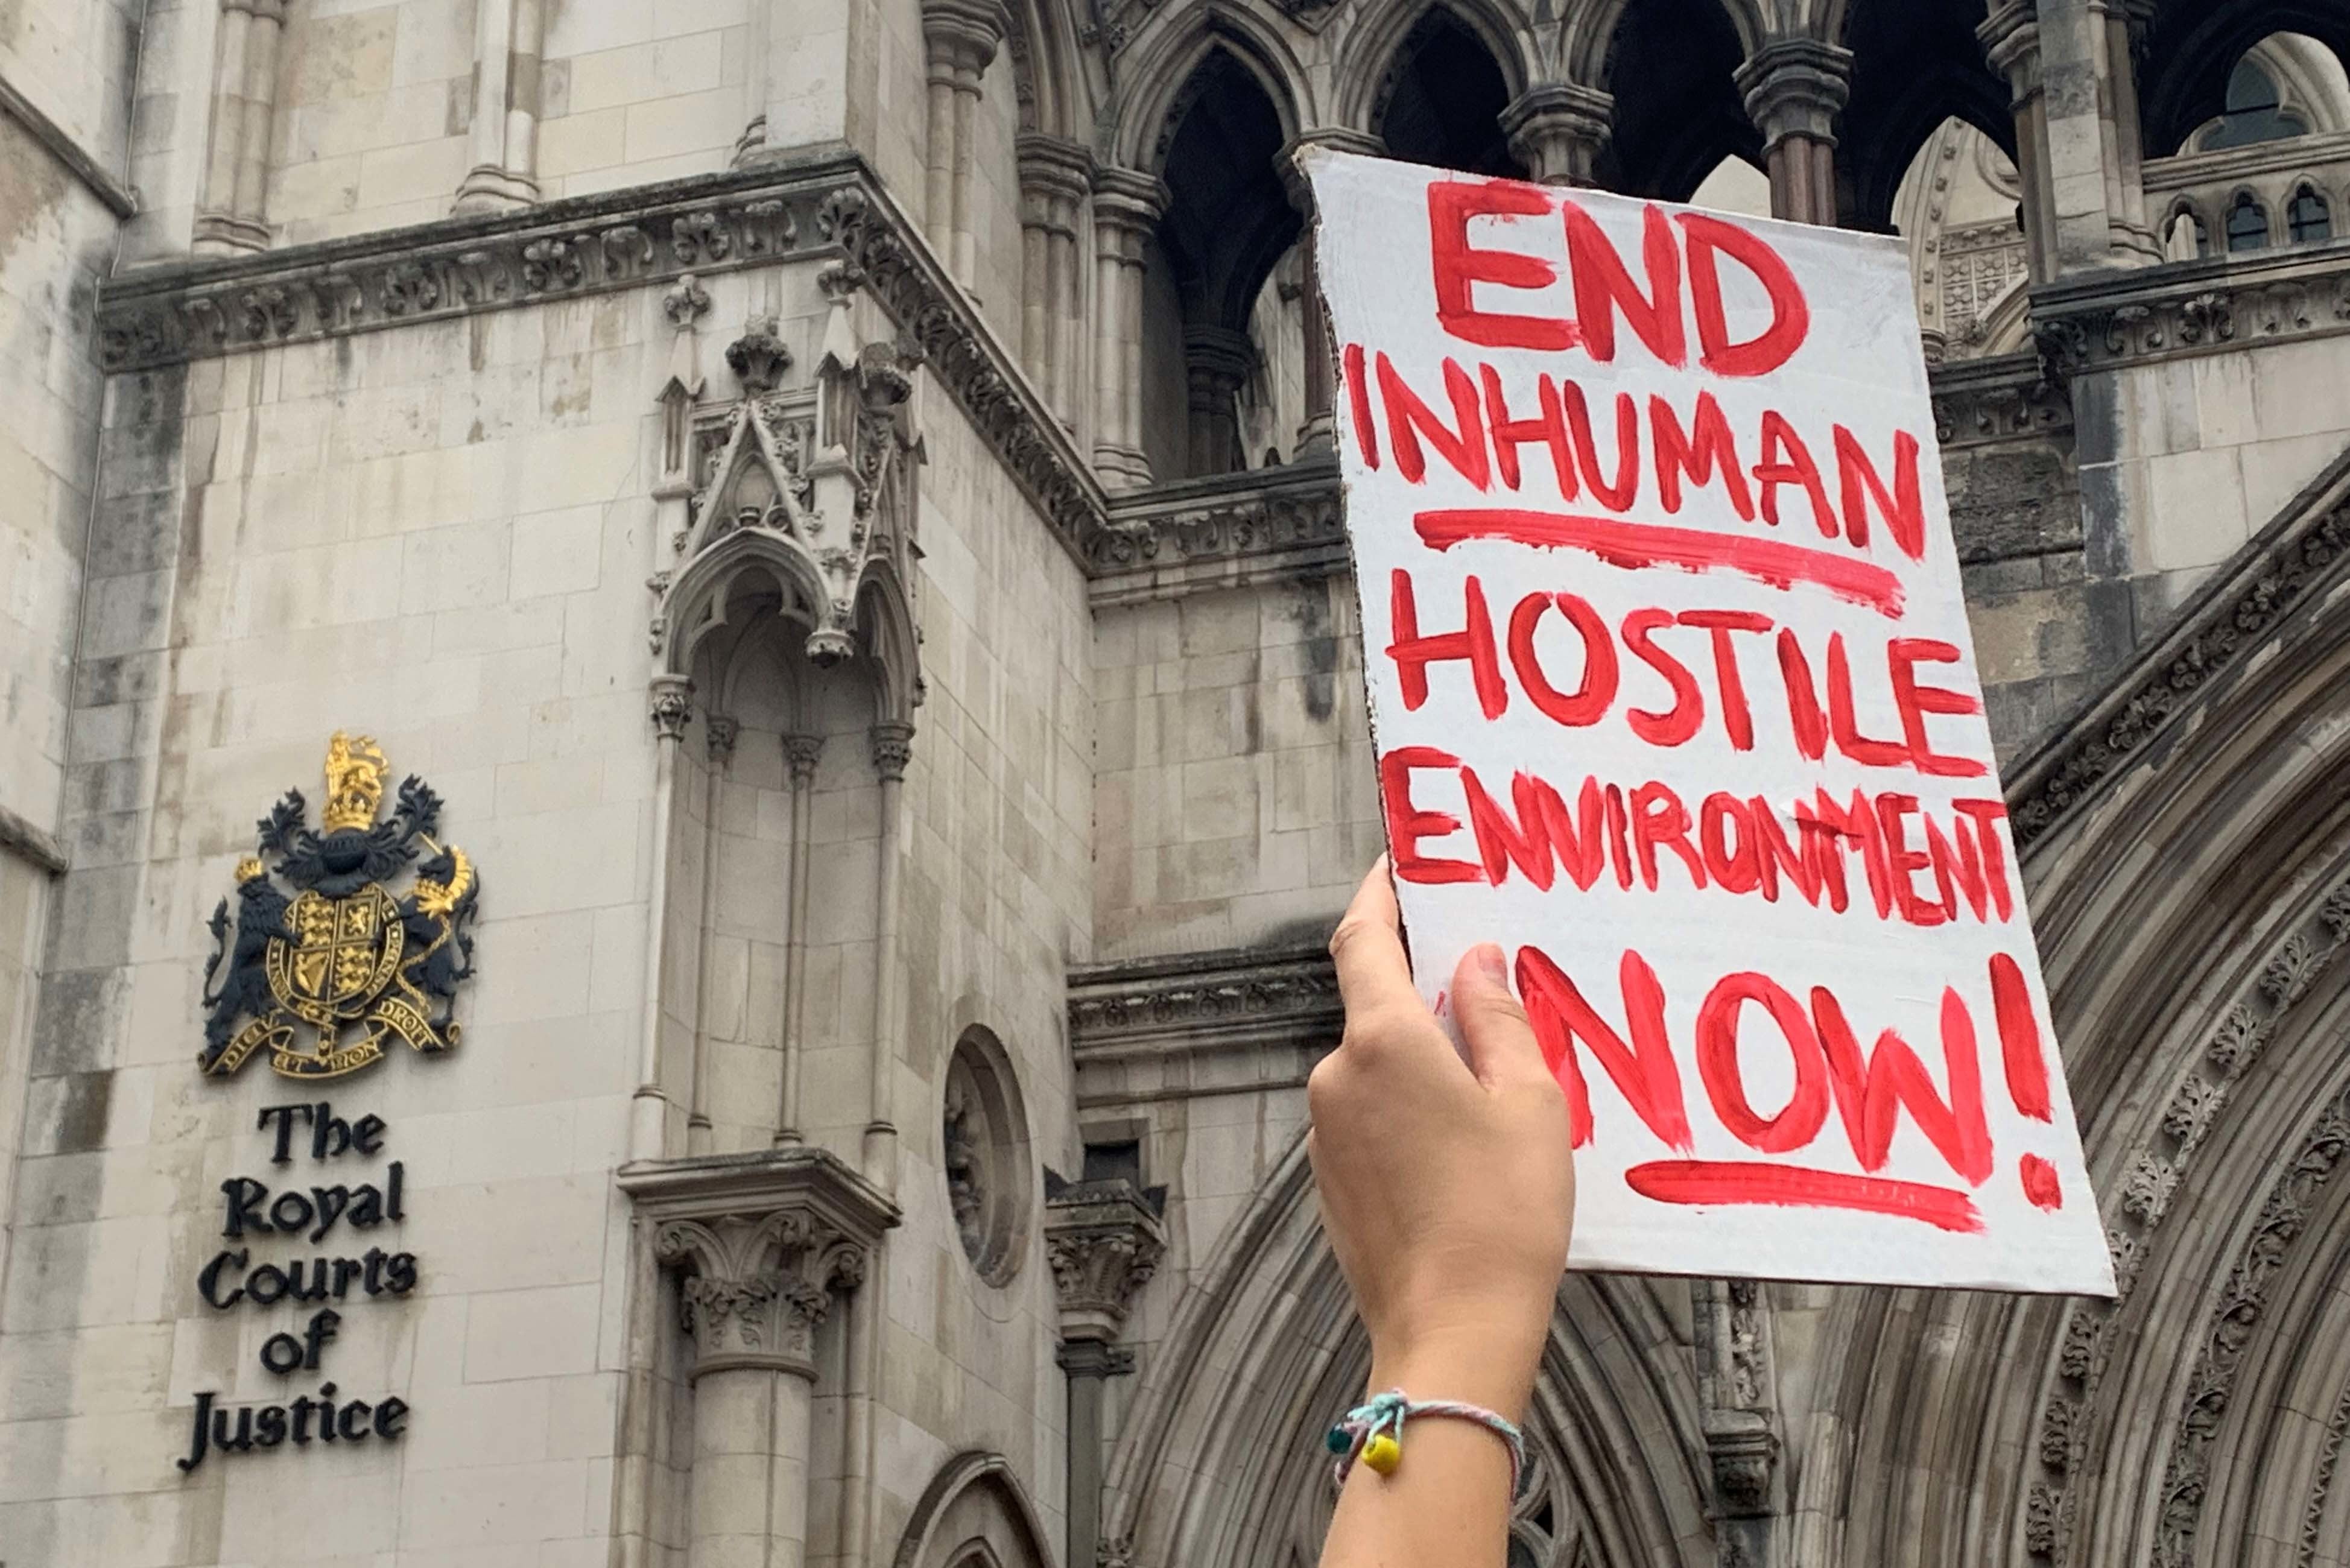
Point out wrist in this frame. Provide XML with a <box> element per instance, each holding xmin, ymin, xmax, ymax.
<box><xmin>1366</xmin><ymin>1326</ymin><xmax>1542</xmax><ymax>1424</ymax></box>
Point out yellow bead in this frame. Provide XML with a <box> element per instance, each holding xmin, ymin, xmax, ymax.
<box><xmin>1360</xmin><ymin>1433</ymin><xmax>1401</xmax><ymax>1475</ymax></box>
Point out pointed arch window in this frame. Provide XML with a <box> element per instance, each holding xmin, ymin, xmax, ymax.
<box><xmin>2288</xmin><ymin>183</ymin><xmax>2334</xmax><ymax>242</ymax></box>
<box><xmin>2226</xmin><ymin>191</ymin><xmax>2272</xmax><ymax>251</ymax></box>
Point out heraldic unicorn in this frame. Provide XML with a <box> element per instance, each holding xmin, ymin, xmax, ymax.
<box><xmin>200</xmin><ymin>732</ymin><xmax>481</xmax><ymax>1080</ymax></box>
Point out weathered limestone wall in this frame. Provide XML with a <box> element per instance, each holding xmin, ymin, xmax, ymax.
<box><xmin>0</xmin><ymin>0</ymin><xmax>139</xmax><ymax>166</ymax></box>
<box><xmin>1092</xmin><ymin>573</ymin><xmax>1375</xmax><ymax>962</ymax></box>
<box><xmin>2077</xmin><ymin>336</ymin><xmax>2350</xmax><ymax>629</ymax></box>
<box><xmin>0</xmin><ymin>284</ymin><xmax>662</xmax><ymax>1562</ymax></box>
<box><xmin>863</xmin><ymin>376</ymin><xmax>1094</xmax><ymax>1560</ymax></box>
<box><xmin>0</xmin><ymin>56</ymin><xmax>130</xmax><ymax>1336</ymax></box>
<box><xmin>0</xmin><ymin>235</ymin><xmax>1094</xmax><ymax>1564</ymax></box>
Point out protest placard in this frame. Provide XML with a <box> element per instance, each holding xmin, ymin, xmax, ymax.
<box><xmin>1305</xmin><ymin>148</ymin><xmax>2114</xmax><ymax>1295</ymax></box>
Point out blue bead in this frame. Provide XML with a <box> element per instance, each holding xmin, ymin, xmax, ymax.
<box><xmin>1325</xmin><ymin>1426</ymin><xmax>1349</xmax><ymax>1453</ymax></box>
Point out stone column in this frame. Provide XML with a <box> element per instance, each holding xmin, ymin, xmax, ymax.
<box><xmin>1696</xmin><ymin>1278</ymin><xmax>1784</xmax><ymax>1566</ymax></box>
<box><xmin>454</xmin><ymin>0</ymin><xmax>547</xmax><ymax>213</ymax></box>
<box><xmin>1090</xmin><ymin>167</ymin><xmax>1169</xmax><ymax>488</ymax></box>
<box><xmin>623</xmin><ymin>1151</ymin><xmax>899</xmax><ymax>1568</ymax></box>
<box><xmin>1183</xmin><ymin>326</ymin><xmax>1255</xmax><ymax>476</ymax></box>
<box><xmin>1978</xmin><ymin>3</ymin><xmax>2062</xmax><ymax>285</ymax></box>
<box><xmin>1045</xmin><ymin>1174</ymin><xmax>1167</xmax><ymax>1568</ymax></box>
<box><xmin>1017</xmin><ymin>134</ymin><xmax>1094</xmax><ymax>426</ymax></box>
<box><xmin>1500</xmin><ymin>83</ymin><xmax>1613</xmax><ymax>186</ymax></box>
<box><xmin>686</xmin><ymin>715</ymin><xmax>738</xmax><ymax>1156</ymax></box>
<box><xmin>921</xmin><ymin>0</ymin><xmax>1009</xmax><ymax>288</ymax></box>
<box><xmin>863</xmin><ymin>722</ymin><xmax>914</xmax><ymax>1187</ymax></box>
<box><xmin>774</xmin><ymin>734</ymin><xmax>822</xmax><ymax>1146</ymax></box>
<box><xmin>1981</xmin><ymin>0</ymin><xmax>2156</xmax><ymax>276</ymax></box>
<box><xmin>631</xmin><ymin>674</ymin><xmax>695</xmax><ymax>1162</ymax></box>
<box><xmin>1277</xmin><ymin>129</ymin><xmax>1381</xmax><ymax>460</ymax></box>
<box><xmin>1735</xmin><ymin>38</ymin><xmax>1851</xmax><ymax>227</ymax></box>
<box><xmin>194</xmin><ymin>0</ymin><xmax>286</xmax><ymax>254</ymax></box>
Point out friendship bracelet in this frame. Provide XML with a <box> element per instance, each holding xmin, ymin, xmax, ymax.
<box><xmin>1325</xmin><ymin>1389</ymin><xmax>1525</xmax><ymax>1496</ymax></box>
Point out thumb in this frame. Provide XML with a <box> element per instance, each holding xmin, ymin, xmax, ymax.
<box><xmin>1452</xmin><ymin>943</ymin><xmax>1548</xmax><ymax>1089</ymax></box>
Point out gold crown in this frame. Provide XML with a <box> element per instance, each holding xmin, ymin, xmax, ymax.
<box><xmin>235</xmin><ymin>855</ymin><xmax>265</xmax><ymax>883</ymax></box>
<box><xmin>321</xmin><ymin>731</ymin><xmax>387</xmax><ymax>832</ymax></box>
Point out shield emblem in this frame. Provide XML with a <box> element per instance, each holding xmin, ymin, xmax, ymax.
<box><xmin>268</xmin><ymin>887</ymin><xmax>404</xmax><ymax>1028</ymax></box>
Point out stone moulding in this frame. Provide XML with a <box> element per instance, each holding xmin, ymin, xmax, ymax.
<box><xmin>1928</xmin><ymin>349</ymin><xmax>2072</xmax><ymax>449</ymax></box>
<box><xmin>2003</xmin><ymin>444</ymin><xmax>2350</xmax><ymax>850</ymax></box>
<box><xmin>1066</xmin><ymin>941</ymin><xmax>1342</xmax><ymax>1108</ymax></box>
<box><xmin>1090</xmin><ymin>458</ymin><xmax>1349</xmax><ymax>606</ymax></box>
<box><xmin>92</xmin><ymin>150</ymin><xmax>1108</xmax><ymax>570</ymax></box>
<box><xmin>2030</xmin><ymin>241</ymin><xmax>2350</xmax><ymax>376</ymax></box>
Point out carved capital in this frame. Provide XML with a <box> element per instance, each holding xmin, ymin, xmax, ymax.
<box><xmin>622</xmin><ymin>1145</ymin><xmax>901</xmax><ymax>1381</ymax></box>
<box><xmin>784</xmin><ymin>733</ymin><xmax>825</xmax><ymax>787</ymax></box>
<box><xmin>1183</xmin><ymin>325</ymin><xmax>1255</xmax><ymax>399</ymax></box>
<box><xmin>650</xmin><ymin>674</ymin><xmax>695</xmax><ymax>741</ymax></box>
<box><xmin>1735</xmin><ymin>37</ymin><xmax>1854</xmax><ymax>152</ymax></box>
<box><xmin>1043</xmin><ymin>1174</ymin><xmax>1167</xmax><ymax>1342</ymax></box>
<box><xmin>1704</xmin><ymin>1408</ymin><xmax>1780</xmax><ymax>1518</ymax></box>
<box><xmin>1978</xmin><ymin>1</ymin><xmax>2042</xmax><ymax>99</ymax></box>
<box><xmin>706</xmin><ymin>713</ymin><xmax>741</xmax><ymax>764</ymax></box>
<box><xmin>1090</xmin><ymin>167</ymin><xmax>1171</xmax><ymax>253</ymax></box>
<box><xmin>1017</xmin><ymin>133</ymin><xmax>1095</xmax><ymax>216</ymax></box>
<box><xmin>656</xmin><ymin>1213</ymin><xmax>861</xmax><ymax>1378</ymax></box>
<box><xmin>1500</xmin><ymin>84</ymin><xmax>1614</xmax><ymax>186</ymax></box>
<box><xmin>870</xmin><ymin>720</ymin><xmax>916</xmax><ymax>782</ymax></box>
<box><xmin>922</xmin><ymin>0</ymin><xmax>1009</xmax><ymax>74</ymax></box>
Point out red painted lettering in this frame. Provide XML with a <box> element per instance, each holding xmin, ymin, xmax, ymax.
<box><xmin>1429</xmin><ymin>179</ymin><xmax>1576</xmax><ymax>350</ymax></box>
<box><xmin>1517</xmin><ymin>945</ymin><xmax>1692</xmax><ymax>1151</ymax></box>
<box><xmin>1678</xmin><ymin>212</ymin><xmax>1810</xmax><ymax>377</ymax></box>
<box><xmin>1562</xmin><ymin>200</ymin><xmax>1685</xmax><ymax>367</ymax></box>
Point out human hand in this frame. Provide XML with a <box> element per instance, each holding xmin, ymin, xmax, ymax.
<box><xmin>1306</xmin><ymin>858</ymin><xmax>1575</xmax><ymax>1423</ymax></box>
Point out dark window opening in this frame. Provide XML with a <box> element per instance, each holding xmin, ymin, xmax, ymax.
<box><xmin>2201</xmin><ymin>58</ymin><xmax>2310</xmax><ymax>150</ymax></box>
<box><xmin>2288</xmin><ymin>185</ymin><xmax>2334</xmax><ymax>242</ymax></box>
<box><xmin>2226</xmin><ymin>191</ymin><xmax>2271</xmax><ymax>250</ymax></box>
<box><xmin>1375</xmin><ymin>11</ymin><xmax>1523</xmax><ymax>178</ymax></box>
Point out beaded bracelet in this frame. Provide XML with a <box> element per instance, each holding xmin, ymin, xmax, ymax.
<box><xmin>1325</xmin><ymin>1389</ymin><xmax>1525</xmax><ymax>1496</ymax></box>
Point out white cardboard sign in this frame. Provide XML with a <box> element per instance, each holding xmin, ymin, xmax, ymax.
<box><xmin>1306</xmin><ymin>149</ymin><xmax>2114</xmax><ymax>1295</ymax></box>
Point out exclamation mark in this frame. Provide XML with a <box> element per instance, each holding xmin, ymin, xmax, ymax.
<box><xmin>1993</xmin><ymin>954</ymin><xmax>2064</xmax><ymax>1211</ymax></box>
<box><xmin>1991</xmin><ymin>953</ymin><xmax>2051</xmax><ymax>1121</ymax></box>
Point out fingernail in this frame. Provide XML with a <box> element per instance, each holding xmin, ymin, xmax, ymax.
<box><xmin>1470</xmin><ymin>943</ymin><xmax>1507</xmax><ymax>985</ymax></box>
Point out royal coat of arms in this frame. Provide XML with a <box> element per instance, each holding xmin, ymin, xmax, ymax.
<box><xmin>200</xmin><ymin>732</ymin><xmax>481</xmax><ymax>1080</ymax></box>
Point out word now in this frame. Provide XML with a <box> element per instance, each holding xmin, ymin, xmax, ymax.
<box><xmin>1382</xmin><ymin>751</ymin><xmax>2013</xmax><ymax>928</ymax></box>
<box><xmin>1516</xmin><ymin>943</ymin><xmax>2061</xmax><ymax>1231</ymax></box>
<box><xmin>1386</xmin><ymin>571</ymin><xmax>1984</xmax><ymax>774</ymax></box>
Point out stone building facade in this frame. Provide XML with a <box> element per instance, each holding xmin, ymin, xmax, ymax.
<box><xmin>3</xmin><ymin>0</ymin><xmax>2350</xmax><ymax>1565</ymax></box>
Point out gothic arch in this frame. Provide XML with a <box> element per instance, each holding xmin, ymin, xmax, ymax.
<box><xmin>1100</xmin><ymin>1138</ymin><xmax>1714</xmax><ymax>1568</ymax></box>
<box><xmin>1836</xmin><ymin>0</ymin><xmax>2017</xmax><ymax>232</ymax></box>
<box><xmin>1589</xmin><ymin>0</ymin><xmax>1761</xmax><ymax>200</ymax></box>
<box><xmin>1356</xmin><ymin>4</ymin><xmax>1528</xmax><ymax>175</ymax></box>
<box><xmin>1804</xmin><ymin>457</ymin><xmax>2350</xmax><ymax>1568</ymax></box>
<box><xmin>1109</xmin><ymin>9</ymin><xmax>1314</xmax><ymax>174</ymax></box>
<box><xmin>893</xmin><ymin>1452</ymin><xmax>1059</xmax><ymax>1568</ymax></box>
<box><xmin>1562</xmin><ymin>0</ymin><xmax>1765</xmax><ymax>94</ymax></box>
<box><xmin>1003</xmin><ymin>0</ymin><xmax>1092</xmax><ymax>140</ymax></box>
<box><xmin>1337</xmin><ymin>0</ymin><xmax>1535</xmax><ymax>135</ymax></box>
<box><xmin>2141</xmin><ymin>2</ymin><xmax>2350</xmax><ymax>158</ymax></box>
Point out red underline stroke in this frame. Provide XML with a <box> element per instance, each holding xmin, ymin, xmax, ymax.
<box><xmin>1414</xmin><ymin>508</ymin><xmax>1907</xmax><ymax>618</ymax></box>
<box><xmin>1624</xmin><ymin>1159</ymin><xmax>1983</xmax><ymax>1233</ymax></box>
